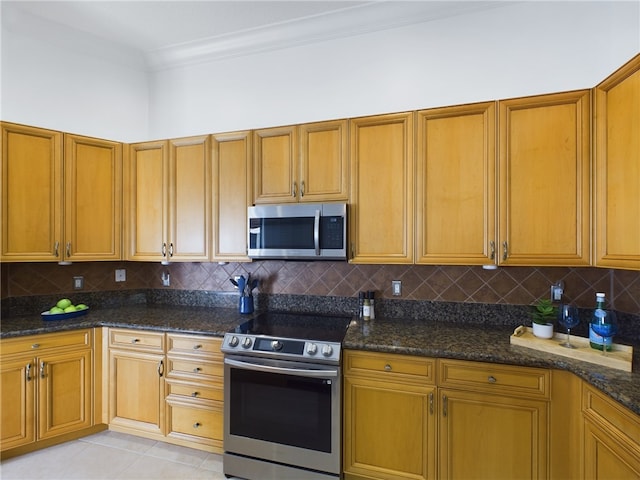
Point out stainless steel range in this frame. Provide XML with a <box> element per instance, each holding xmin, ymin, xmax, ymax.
<box><xmin>221</xmin><ymin>311</ymin><xmax>352</xmax><ymax>480</ymax></box>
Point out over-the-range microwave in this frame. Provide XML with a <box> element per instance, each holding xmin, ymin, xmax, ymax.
<box><xmin>247</xmin><ymin>203</ymin><xmax>347</xmax><ymax>260</ymax></box>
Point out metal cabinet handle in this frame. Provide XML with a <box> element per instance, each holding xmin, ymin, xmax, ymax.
<box><xmin>40</xmin><ymin>361</ymin><xmax>46</xmax><ymax>379</ymax></box>
<box><xmin>502</xmin><ymin>241</ymin><xmax>508</xmax><ymax>261</ymax></box>
<box><xmin>54</xmin><ymin>241</ymin><xmax>60</xmax><ymax>258</ymax></box>
<box><xmin>490</xmin><ymin>241</ymin><xmax>495</xmax><ymax>260</ymax></box>
<box><xmin>158</xmin><ymin>360</ymin><xmax>164</xmax><ymax>377</ymax></box>
<box><xmin>488</xmin><ymin>375</ymin><xmax>497</xmax><ymax>384</ymax></box>
<box><xmin>193</xmin><ymin>344</ymin><xmax>202</xmax><ymax>350</ymax></box>
<box><xmin>384</xmin><ymin>364</ymin><xmax>392</xmax><ymax>371</ymax></box>
<box><xmin>191</xmin><ymin>391</ymin><xmax>199</xmax><ymax>397</ymax></box>
<box><xmin>292</xmin><ymin>182</ymin><xmax>297</xmax><ymax>197</ymax></box>
<box><xmin>31</xmin><ymin>343</ymin><xmax>40</xmax><ymax>349</ymax></box>
<box><xmin>193</xmin><ymin>422</ymin><xmax>201</xmax><ymax>429</ymax></box>
<box><xmin>66</xmin><ymin>242</ymin><xmax>71</xmax><ymax>257</ymax></box>
<box><xmin>300</xmin><ymin>180</ymin><xmax>305</xmax><ymax>197</ymax></box>
<box><xmin>169</xmin><ymin>243</ymin><xmax>174</xmax><ymax>257</ymax></box>
<box><xmin>26</xmin><ymin>363</ymin><xmax>32</xmax><ymax>382</ymax></box>
<box><xmin>162</xmin><ymin>242</ymin><xmax>167</xmax><ymax>257</ymax></box>
<box><xmin>443</xmin><ymin>395</ymin><xmax>448</xmax><ymax>417</ymax></box>
<box><xmin>131</xmin><ymin>338</ymin><xmax>140</xmax><ymax>344</ymax></box>
<box><xmin>429</xmin><ymin>392</ymin><xmax>434</xmax><ymax>415</ymax></box>
<box><xmin>193</xmin><ymin>367</ymin><xmax>201</xmax><ymax>373</ymax></box>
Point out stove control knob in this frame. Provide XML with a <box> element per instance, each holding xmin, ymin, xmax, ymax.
<box><xmin>241</xmin><ymin>337</ymin><xmax>253</xmax><ymax>349</ymax></box>
<box><xmin>321</xmin><ymin>344</ymin><xmax>333</xmax><ymax>357</ymax></box>
<box><xmin>306</xmin><ymin>343</ymin><xmax>318</xmax><ymax>355</ymax></box>
<box><xmin>271</xmin><ymin>340</ymin><xmax>283</xmax><ymax>351</ymax></box>
<box><xmin>228</xmin><ymin>336</ymin><xmax>239</xmax><ymax>348</ymax></box>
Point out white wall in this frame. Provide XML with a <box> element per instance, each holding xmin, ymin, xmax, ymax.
<box><xmin>0</xmin><ymin>6</ymin><xmax>149</xmax><ymax>142</ymax></box>
<box><xmin>1</xmin><ymin>2</ymin><xmax>638</xmax><ymax>142</ymax></box>
<box><xmin>149</xmin><ymin>1</ymin><xmax>640</xmax><ymax>140</ymax></box>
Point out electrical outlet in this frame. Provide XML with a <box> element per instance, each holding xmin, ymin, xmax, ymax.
<box><xmin>162</xmin><ymin>272</ymin><xmax>170</xmax><ymax>287</ymax></box>
<box><xmin>392</xmin><ymin>280</ymin><xmax>402</xmax><ymax>296</ymax></box>
<box><xmin>115</xmin><ymin>269</ymin><xmax>126</xmax><ymax>282</ymax></box>
<box><xmin>551</xmin><ymin>281</ymin><xmax>564</xmax><ymax>301</ymax></box>
<box><xmin>73</xmin><ymin>276</ymin><xmax>84</xmax><ymax>290</ymax></box>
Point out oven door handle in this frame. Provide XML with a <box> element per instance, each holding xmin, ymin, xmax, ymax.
<box><xmin>225</xmin><ymin>357</ymin><xmax>339</xmax><ymax>378</ymax></box>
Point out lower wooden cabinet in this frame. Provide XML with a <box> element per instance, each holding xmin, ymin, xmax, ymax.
<box><xmin>107</xmin><ymin>328</ymin><xmax>223</xmax><ymax>452</ymax></box>
<box><xmin>344</xmin><ymin>351</ymin><xmax>551</xmax><ymax>480</ymax></box>
<box><xmin>0</xmin><ymin>330</ymin><xmax>94</xmax><ymax>455</ymax></box>
<box><xmin>582</xmin><ymin>383</ymin><xmax>640</xmax><ymax>478</ymax></box>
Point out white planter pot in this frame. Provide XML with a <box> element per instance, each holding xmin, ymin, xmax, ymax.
<box><xmin>532</xmin><ymin>322</ymin><xmax>554</xmax><ymax>339</ymax></box>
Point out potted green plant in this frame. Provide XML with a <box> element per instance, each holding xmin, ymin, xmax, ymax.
<box><xmin>531</xmin><ymin>298</ymin><xmax>557</xmax><ymax>339</ymax></box>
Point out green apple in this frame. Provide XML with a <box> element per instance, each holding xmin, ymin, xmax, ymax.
<box><xmin>49</xmin><ymin>306</ymin><xmax>64</xmax><ymax>314</ymax></box>
<box><xmin>63</xmin><ymin>305</ymin><xmax>77</xmax><ymax>313</ymax></box>
<box><xmin>56</xmin><ymin>298</ymin><xmax>72</xmax><ymax>309</ymax></box>
<box><xmin>75</xmin><ymin>304</ymin><xmax>88</xmax><ymax>310</ymax></box>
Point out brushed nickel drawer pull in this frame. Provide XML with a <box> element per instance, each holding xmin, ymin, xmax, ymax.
<box><xmin>193</xmin><ymin>344</ymin><xmax>202</xmax><ymax>350</ymax></box>
<box><xmin>26</xmin><ymin>363</ymin><xmax>32</xmax><ymax>382</ymax></box>
<box><xmin>443</xmin><ymin>395</ymin><xmax>448</xmax><ymax>417</ymax></box>
<box><xmin>429</xmin><ymin>392</ymin><xmax>434</xmax><ymax>415</ymax></box>
<box><xmin>488</xmin><ymin>375</ymin><xmax>497</xmax><ymax>384</ymax></box>
<box><xmin>66</xmin><ymin>242</ymin><xmax>71</xmax><ymax>257</ymax></box>
<box><xmin>31</xmin><ymin>343</ymin><xmax>40</xmax><ymax>349</ymax></box>
<box><xmin>384</xmin><ymin>364</ymin><xmax>392</xmax><ymax>371</ymax></box>
<box><xmin>193</xmin><ymin>422</ymin><xmax>201</xmax><ymax>428</ymax></box>
<box><xmin>502</xmin><ymin>241</ymin><xmax>508</xmax><ymax>261</ymax></box>
<box><xmin>131</xmin><ymin>338</ymin><xmax>140</xmax><ymax>344</ymax></box>
<box><xmin>191</xmin><ymin>391</ymin><xmax>199</xmax><ymax>397</ymax></box>
<box><xmin>193</xmin><ymin>367</ymin><xmax>202</xmax><ymax>373</ymax></box>
<box><xmin>40</xmin><ymin>361</ymin><xmax>46</xmax><ymax>379</ymax></box>
<box><xmin>158</xmin><ymin>360</ymin><xmax>164</xmax><ymax>377</ymax></box>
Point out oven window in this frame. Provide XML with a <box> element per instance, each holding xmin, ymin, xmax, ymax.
<box><xmin>229</xmin><ymin>368</ymin><xmax>332</xmax><ymax>452</ymax></box>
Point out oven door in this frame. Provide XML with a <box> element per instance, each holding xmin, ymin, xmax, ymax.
<box><xmin>224</xmin><ymin>355</ymin><xmax>341</xmax><ymax>475</ymax></box>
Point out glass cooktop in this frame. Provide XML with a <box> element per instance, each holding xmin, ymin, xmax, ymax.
<box><xmin>232</xmin><ymin>312</ymin><xmax>352</xmax><ymax>343</ymax></box>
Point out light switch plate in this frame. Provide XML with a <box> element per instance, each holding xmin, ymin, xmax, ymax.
<box><xmin>73</xmin><ymin>276</ymin><xmax>84</xmax><ymax>290</ymax></box>
<box><xmin>392</xmin><ymin>280</ymin><xmax>402</xmax><ymax>296</ymax></box>
<box><xmin>115</xmin><ymin>269</ymin><xmax>126</xmax><ymax>282</ymax></box>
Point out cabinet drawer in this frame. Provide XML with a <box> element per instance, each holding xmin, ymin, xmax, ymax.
<box><xmin>344</xmin><ymin>350</ymin><xmax>435</xmax><ymax>384</ymax></box>
<box><xmin>166</xmin><ymin>379</ymin><xmax>223</xmax><ymax>402</ymax></box>
<box><xmin>166</xmin><ymin>357</ymin><xmax>223</xmax><ymax>381</ymax></box>
<box><xmin>583</xmin><ymin>383</ymin><xmax>640</xmax><ymax>447</ymax></box>
<box><xmin>109</xmin><ymin>329</ymin><xmax>165</xmax><ymax>352</ymax></box>
<box><xmin>439</xmin><ymin>359</ymin><xmax>550</xmax><ymax>399</ymax></box>
<box><xmin>167</xmin><ymin>334</ymin><xmax>222</xmax><ymax>358</ymax></box>
<box><xmin>166</xmin><ymin>400</ymin><xmax>222</xmax><ymax>442</ymax></box>
<box><xmin>1</xmin><ymin>329</ymin><xmax>92</xmax><ymax>357</ymax></box>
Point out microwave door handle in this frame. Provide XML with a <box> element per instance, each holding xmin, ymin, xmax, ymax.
<box><xmin>314</xmin><ymin>209</ymin><xmax>320</xmax><ymax>256</ymax></box>
<box><xmin>225</xmin><ymin>358</ymin><xmax>338</xmax><ymax>378</ymax></box>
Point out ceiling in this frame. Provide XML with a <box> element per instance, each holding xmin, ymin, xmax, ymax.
<box><xmin>2</xmin><ymin>1</ymin><xmax>510</xmax><ymax>69</ymax></box>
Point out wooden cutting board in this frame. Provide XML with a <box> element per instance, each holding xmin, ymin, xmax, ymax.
<box><xmin>510</xmin><ymin>326</ymin><xmax>633</xmax><ymax>372</ymax></box>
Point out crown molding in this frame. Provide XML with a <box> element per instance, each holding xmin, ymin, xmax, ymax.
<box><xmin>145</xmin><ymin>1</ymin><xmax>506</xmax><ymax>71</ymax></box>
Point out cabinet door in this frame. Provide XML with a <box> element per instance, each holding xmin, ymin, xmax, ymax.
<box><xmin>37</xmin><ymin>349</ymin><xmax>92</xmax><ymax>440</ymax></box>
<box><xmin>499</xmin><ymin>90</ymin><xmax>590</xmax><ymax>266</ymax></box>
<box><xmin>0</xmin><ymin>356</ymin><xmax>36</xmax><ymax>450</ymax></box>
<box><xmin>64</xmin><ymin>134</ymin><xmax>122</xmax><ymax>261</ymax></box>
<box><xmin>350</xmin><ymin>112</ymin><xmax>414</xmax><ymax>263</ymax></box>
<box><xmin>212</xmin><ymin>131</ymin><xmax>252</xmax><ymax>261</ymax></box>
<box><xmin>416</xmin><ymin>103</ymin><xmax>496</xmax><ymax>265</ymax></box>
<box><xmin>1</xmin><ymin>123</ymin><xmax>63</xmax><ymax>261</ymax></box>
<box><xmin>109</xmin><ymin>349</ymin><xmax>165</xmax><ymax>436</ymax></box>
<box><xmin>583</xmin><ymin>420</ymin><xmax>640</xmax><ymax>479</ymax></box>
<box><xmin>439</xmin><ymin>388</ymin><xmax>548</xmax><ymax>480</ymax></box>
<box><xmin>344</xmin><ymin>376</ymin><xmax>436</xmax><ymax>480</ymax></box>
<box><xmin>253</xmin><ymin>126</ymin><xmax>297</xmax><ymax>203</ymax></box>
<box><xmin>169</xmin><ymin>135</ymin><xmax>211</xmax><ymax>261</ymax></box>
<box><xmin>299</xmin><ymin>119</ymin><xmax>349</xmax><ymax>202</ymax></box>
<box><xmin>126</xmin><ymin>141</ymin><xmax>168</xmax><ymax>261</ymax></box>
<box><xmin>594</xmin><ymin>54</ymin><xmax>640</xmax><ymax>270</ymax></box>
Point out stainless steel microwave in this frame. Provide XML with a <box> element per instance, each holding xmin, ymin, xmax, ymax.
<box><xmin>247</xmin><ymin>203</ymin><xmax>347</xmax><ymax>260</ymax></box>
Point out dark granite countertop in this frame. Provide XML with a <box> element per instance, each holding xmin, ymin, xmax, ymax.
<box><xmin>344</xmin><ymin>317</ymin><xmax>640</xmax><ymax>416</ymax></box>
<box><xmin>2</xmin><ymin>305</ymin><xmax>639</xmax><ymax>416</ymax></box>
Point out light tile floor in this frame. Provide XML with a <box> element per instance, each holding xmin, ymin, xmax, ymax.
<box><xmin>0</xmin><ymin>430</ymin><xmax>232</xmax><ymax>479</ymax></box>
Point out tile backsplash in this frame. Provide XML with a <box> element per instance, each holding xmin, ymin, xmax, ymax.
<box><xmin>2</xmin><ymin>261</ymin><xmax>639</xmax><ymax>315</ymax></box>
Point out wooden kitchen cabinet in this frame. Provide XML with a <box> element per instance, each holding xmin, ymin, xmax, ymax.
<box><xmin>582</xmin><ymin>383</ymin><xmax>640</xmax><ymax>479</ymax></box>
<box><xmin>108</xmin><ymin>329</ymin><xmax>166</xmax><ymax>438</ymax></box>
<box><xmin>498</xmin><ymin>90</ymin><xmax>591</xmax><ymax>266</ymax></box>
<box><xmin>349</xmin><ymin>112</ymin><xmax>414</xmax><ymax>263</ymax></box>
<box><xmin>438</xmin><ymin>359</ymin><xmax>550</xmax><ymax>480</ymax></box>
<box><xmin>0</xmin><ymin>330</ymin><xmax>93</xmax><ymax>454</ymax></box>
<box><xmin>343</xmin><ymin>350</ymin><xmax>437</xmax><ymax>480</ymax></box>
<box><xmin>253</xmin><ymin>120</ymin><xmax>348</xmax><ymax>204</ymax></box>
<box><xmin>212</xmin><ymin>130</ymin><xmax>252</xmax><ymax>261</ymax></box>
<box><xmin>165</xmin><ymin>334</ymin><xmax>224</xmax><ymax>452</ymax></box>
<box><xmin>1</xmin><ymin>123</ymin><xmax>122</xmax><ymax>262</ymax></box>
<box><xmin>594</xmin><ymin>54</ymin><xmax>640</xmax><ymax>271</ymax></box>
<box><xmin>126</xmin><ymin>135</ymin><xmax>211</xmax><ymax>262</ymax></box>
<box><xmin>416</xmin><ymin>102</ymin><xmax>496</xmax><ymax>265</ymax></box>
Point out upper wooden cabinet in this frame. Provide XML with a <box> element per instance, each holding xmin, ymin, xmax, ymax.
<box><xmin>1</xmin><ymin>123</ymin><xmax>122</xmax><ymax>262</ymax></box>
<box><xmin>212</xmin><ymin>130</ymin><xmax>252</xmax><ymax>262</ymax></box>
<box><xmin>416</xmin><ymin>102</ymin><xmax>496</xmax><ymax>265</ymax></box>
<box><xmin>253</xmin><ymin>120</ymin><xmax>348</xmax><ymax>204</ymax></box>
<box><xmin>350</xmin><ymin>112</ymin><xmax>414</xmax><ymax>263</ymax></box>
<box><xmin>594</xmin><ymin>54</ymin><xmax>640</xmax><ymax>271</ymax></box>
<box><xmin>498</xmin><ymin>90</ymin><xmax>591</xmax><ymax>266</ymax></box>
<box><xmin>126</xmin><ymin>136</ymin><xmax>211</xmax><ymax>262</ymax></box>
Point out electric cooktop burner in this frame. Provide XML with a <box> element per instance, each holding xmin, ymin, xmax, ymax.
<box><xmin>221</xmin><ymin>311</ymin><xmax>353</xmax><ymax>364</ymax></box>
